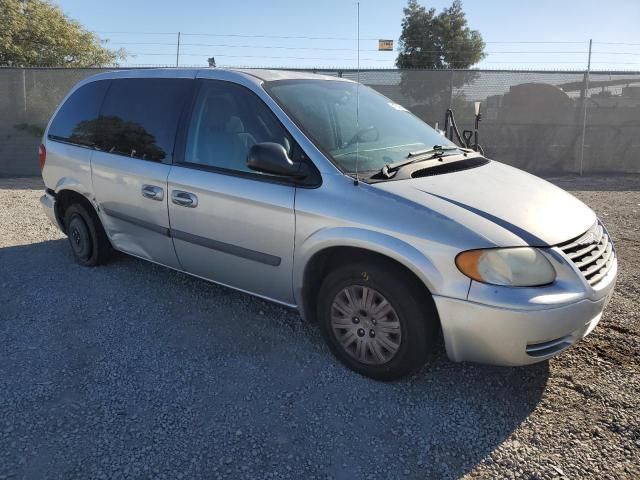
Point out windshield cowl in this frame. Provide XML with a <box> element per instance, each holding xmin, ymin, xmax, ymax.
<box><xmin>366</xmin><ymin>153</ymin><xmax>489</xmax><ymax>183</ymax></box>
<box><xmin>379</xmin><ymin>146</ymin><xmax>470</xmax><ymax>178</ymax></box>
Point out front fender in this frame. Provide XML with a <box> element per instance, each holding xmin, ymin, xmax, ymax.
<box><xmin>293</xmin><ymin>226</ymin><xmax>445</xmax><ymax>314</ymax></box>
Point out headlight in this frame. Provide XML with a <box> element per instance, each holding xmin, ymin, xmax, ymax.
<box><xmin>455</xmin><ymin>247</ymin><xmax>556</xmax><ymax>287</ymax></box>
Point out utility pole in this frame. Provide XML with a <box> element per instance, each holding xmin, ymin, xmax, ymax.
<box><xmin>578</xmin><ymin>39</ymin><xmax>592</xmax><ymax>176</ymax></box>
<box><xmin>176</xmin><ymin>32</ymin><xmax>181</xmax><ymax>67</ymax></box>
<box><xmin>356</xmin><ymin>2</ymin><xmax>360</xmax><ymax>83</ymax></box>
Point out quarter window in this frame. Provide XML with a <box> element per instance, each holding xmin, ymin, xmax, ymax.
<box><xmin>184</xmin><ymin>81</ymin><xmax>294</xmax><ymax>173</ymax></box>
<box><xmin>96</xmin><ymin>78</ymin><xmax>191</xmax><ymax>162</ymax></box>
<box><xmin>48</xmin><ymin>80</ymin><xmax>109</xmax><ymax>147</ymax></box>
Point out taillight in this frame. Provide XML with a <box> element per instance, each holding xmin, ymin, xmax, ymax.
<box><xmin>39</xmin><ymin>144</ymin><xmax>46</xmax><ymax>171</ymax></box>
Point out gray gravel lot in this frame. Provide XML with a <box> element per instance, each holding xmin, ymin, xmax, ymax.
<box><xmin>0</xmin><ymin>175</ymin><xmax>638</xmax><ymax>479</ymax></box>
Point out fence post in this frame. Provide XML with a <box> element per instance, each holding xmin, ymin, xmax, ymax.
<box><xmin>448</xmin><ymin>69</ymin><xmax>454</xmax><ymax>109</ymax></box>
<box><xmin>578</xmin><ymin>39</ymin><xmax>592</xmax><ymax>176</ymax></box>
<box><xmin>22</xmin><ymin>69</ymin><xmax>27</xmax><ymax>117</ymax></box>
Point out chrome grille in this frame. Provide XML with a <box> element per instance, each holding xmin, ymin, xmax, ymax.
<box><xmin>558</xmin><ymin>222</ymin><xmax>615</xmax><ymax>286</ymax></box>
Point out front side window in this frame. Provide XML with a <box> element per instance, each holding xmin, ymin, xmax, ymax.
<box><xmin>48</xmin><ymin>80</ymin><xmax>109</xmax><ymax>147</ymax></box>
<box><xmin>96</xmin><ymin>78</ymin><xmax>191</xmax><ymax>162</ymax></box>
<box><xmin>266</xmin><ymin>80</ymin><xmax>456</xmax><ymax>173</ymax></box>
<box><xmin>184</xmin><ymin>80</ymin><xmax>293</xmax><ymax>173</ymax></box>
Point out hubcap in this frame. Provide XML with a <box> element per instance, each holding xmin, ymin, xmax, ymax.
<box><xmin>330</xmin><ymin>285</ymin><xmax>402</xmax><ymax>365</ymax></box>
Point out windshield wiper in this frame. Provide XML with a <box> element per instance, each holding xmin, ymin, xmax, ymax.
<box><xmin>379</xmin><ymin>145</ymin><xmax>465</xmax><ymax>178</ymax></box>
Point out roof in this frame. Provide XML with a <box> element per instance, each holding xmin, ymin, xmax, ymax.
<box><xmin>83</xmin><ymin>68</ymin><xmax>351</xmax><ymax>85</ymax></box>
<box><xmin>230</xmin><ymin>68</ymin><xmax>352</xmax><ymax>82</ymax></box>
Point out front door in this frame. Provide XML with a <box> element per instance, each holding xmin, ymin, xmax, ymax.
<box><xmin>91</xmin><ymin>77</ymin><xmax>193</xmax><ymax>268</ymax></box>
<box><xmin>167</xmin><ymin>79</ymin><xmax>298</xmax><ymax>304</ymax></box>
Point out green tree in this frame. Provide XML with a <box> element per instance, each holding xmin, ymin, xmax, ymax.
<box><xmin>0</xmin><ymin>0</ymin><xmax>126</xmax><ymax>67</ymax></box>
<box><xmin>396</xmin><ymin>0</ymin><xmax>485</xmax><ymax>69</ymax></box>
<box><xmin>394</xmin><ymin>0</ymin><xmax>486</xmax><ymax>125</ymax></box>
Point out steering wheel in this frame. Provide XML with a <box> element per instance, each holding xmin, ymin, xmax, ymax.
<box><xmin>344</xmin><ymin>125</ymin><xmax>379</xmax><ymax>148</ymax></box>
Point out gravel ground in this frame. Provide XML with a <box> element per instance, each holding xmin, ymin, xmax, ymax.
<box><xmin>0</xmin><ymin>175</ymin><xmax>638</xmax><ymax>479</ymax></box>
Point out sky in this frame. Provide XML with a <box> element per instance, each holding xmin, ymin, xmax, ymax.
<box><xmin>55</xmin><ymin>0</ymin><xmax>640</xmax><ymax>70</ymax></box>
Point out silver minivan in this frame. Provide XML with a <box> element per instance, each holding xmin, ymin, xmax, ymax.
<box><xmin>40</xmin><ymin>69</ymin><xmax>617</xmax><ymax>380</ymax></box>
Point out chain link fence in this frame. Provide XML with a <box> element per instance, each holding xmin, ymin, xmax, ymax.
<box><xmin>1</xmin><ymin>67</ymin><xmax>639</xmax><ymax>176</ymax></box>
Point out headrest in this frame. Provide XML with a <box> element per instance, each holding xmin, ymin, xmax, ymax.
<box><xmin>226</xmin><ymin>116</ymin><xmax>244</xmax><ymax>134</ymax></box>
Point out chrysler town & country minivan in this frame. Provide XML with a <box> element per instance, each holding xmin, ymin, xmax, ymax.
<box><xmin>39</xmin><ymin>69</ymin><xmax>617</xmax><ymax>380</ymax></box>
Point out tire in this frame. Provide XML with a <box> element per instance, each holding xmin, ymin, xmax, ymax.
<box><xmin>317</xmin><ymin>260</ymin><xmax>439</xmax><ymax>381</ymax></box>
<box><xmin>63</xmin><ymin>203</ymin><xmax>112</xmax><ymax>266</ymax></box>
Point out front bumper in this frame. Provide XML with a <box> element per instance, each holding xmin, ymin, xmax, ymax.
<box><xmin>434</xmin><ymin>258</ymin><xmax>617</xmax><ymax>366</ymax></box>
<box><xmin>40</xmin><ymin>192</ymin><xmax>60</xmax><ymax>230</ymax></box>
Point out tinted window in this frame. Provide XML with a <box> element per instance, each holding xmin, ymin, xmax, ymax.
<box><xmin>96</xmin><ymin>78</ymin><xmax>191</xmax><ymax>162</ymax></box>
<box><xmin>184</xmin><ymin>81</ymin><xmax>294</xmax><ymax>173</ymax></box>
<box><xmin>48</xmin><ymin>80</ymin><xmax>109</xmax><ymax>147</ymax></box>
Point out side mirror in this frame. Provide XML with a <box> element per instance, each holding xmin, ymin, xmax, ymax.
<box><xmin>247</xmin><ymin>142</ymin><xmax>308</xmax><ymax>178</ymax></box>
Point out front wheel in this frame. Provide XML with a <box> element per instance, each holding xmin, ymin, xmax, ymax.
<box><xmin>317</xmin><ymin>261</ymin><xmax>439</xmax><ymax>380</ymax></box>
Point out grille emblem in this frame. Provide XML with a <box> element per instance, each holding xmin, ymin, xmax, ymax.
<box><xmin>575</xmin><ymin>225</ymin><xmax>601</xmax><ymax>246</ymax></box>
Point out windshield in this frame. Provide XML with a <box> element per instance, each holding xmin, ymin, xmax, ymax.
<box><xmin>265</xmin><ymin>79</ymin><xmax>457</xmax><ymax>173</ymax></box>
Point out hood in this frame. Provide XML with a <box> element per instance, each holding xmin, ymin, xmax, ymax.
<box><xmin>374</xmin><ymin>160</ymin><xmax>596</xmax><ymax>247</ymax></box>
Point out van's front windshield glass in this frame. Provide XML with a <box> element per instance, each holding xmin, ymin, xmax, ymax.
<box><xmin>265</xmin><ymin>79</ymin><xmax>457</xmax><ymax>173</ymax></box>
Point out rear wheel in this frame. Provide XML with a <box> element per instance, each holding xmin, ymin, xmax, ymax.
<box><xmin>63</xmin><ymin>203</ymin><xmax>112</xmax><ymax>266</ymax></box>
<box><xmin>317</xmin><ymin>261</ymin><xmax>439</xmax><ymax>380</ymax></box>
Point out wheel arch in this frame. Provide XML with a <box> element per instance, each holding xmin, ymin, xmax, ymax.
<box><xmin>54</xmin><ymin>188</ymin><xmax>98</xmax><ymax>234</ymax></box>
<box><xmin>294</xmin><ymin>227</ymin><xmax>443</xmax><ymax>322</ymax></box>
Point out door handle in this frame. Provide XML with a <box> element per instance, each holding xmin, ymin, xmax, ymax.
<box><xmin>142</xmin><ymin>184</ymin><xmax>164</xmax><ymax>201</ymax></box>
<box><xmin>171</xmin><ymin>190</ymin><xmax>198</xmax><ymax>208</ymax></box>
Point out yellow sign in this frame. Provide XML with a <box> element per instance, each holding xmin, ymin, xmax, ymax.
<box><xmin>378</xmin><ymin>39</ymin><xmax>394</xmax><ymax>51</ymax></box>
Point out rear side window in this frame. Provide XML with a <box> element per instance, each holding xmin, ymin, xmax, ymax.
<box><xmin>48</xmin><ymin>80</ymin><xmax>109</xmax><ymax>147</ymax></box>
<box><xmin>96</xmin><ymin>78</ymin><xmax>191</xmax><ymax>162</ymax></box>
